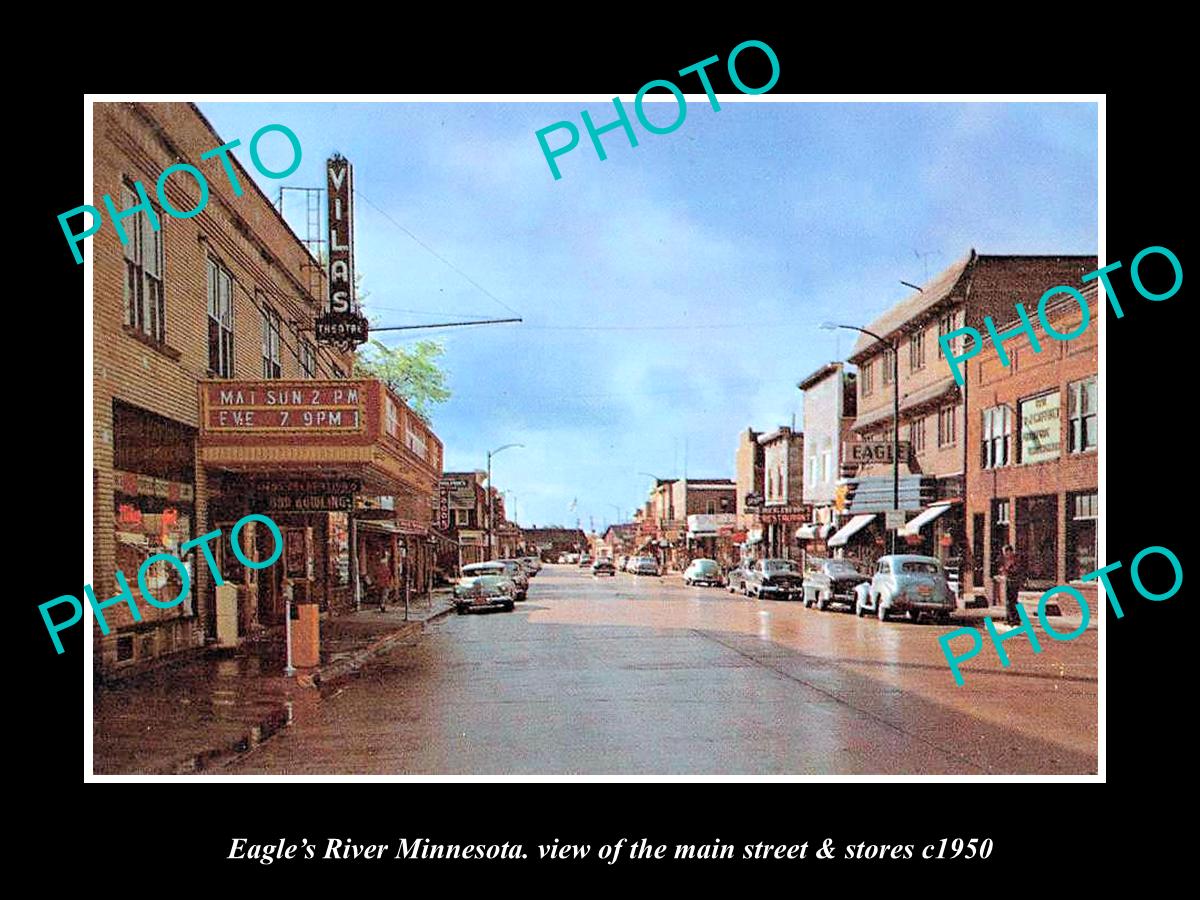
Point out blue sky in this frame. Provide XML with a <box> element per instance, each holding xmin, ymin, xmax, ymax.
<box><xmin>199</xmin><ymin>100</ymin><xmax>1097</xmax><ymax>531</ymax></box>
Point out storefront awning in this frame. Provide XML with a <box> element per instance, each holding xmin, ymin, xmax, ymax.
<box><xmin>795</xmin><ymin>523</ymin><xmax>836</xmax><ymax>541</ymax></box>
<box><xmin>828</xmin><ymin>514</ymin><xmax>876</xmax><ymax>548</ymax></box>
<box><xmin>897</xmin><ymin>503</ymin><xmax>952</xmax><ymax>537</ymax></box>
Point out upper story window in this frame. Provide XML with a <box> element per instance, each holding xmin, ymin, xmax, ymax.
<box><xmin>123</xmin><ymin>181</ymin><xmax>164</xmax><ymax>344</ymax></box>
<box><xmin>981</xmin><ymin>405</ymin><xmax>1012</xmax><ymax>469</ymax></box>
<box><xmin>881</xmin><ymin>349</ymin><xmax>894</xmax><ymax>386</ymax></box>
<box><xmin>706</xmin><ymin>500</ymin><xmax>716</xmax><ymax>515</ymax></box>
<box><xmin>937</xmin><ymin>405</ymin><xmax>956</xmax><ymax>447</ymax></box>
<box><xmin>385</xmin><ymin>396</ymin><xmax>399</xmax><ymax>437</ymax></box>
<box><xmin>300</xmin><ymin>339</ymin><xmax>317</xmax><ymax>378</ymax></box>
<box><xmin>910</xmin><ymin>416</ymin><xmax>926</xmax><ymax>454</ymax></box>
<box><xmin>938</xmin><ymin>311</ymin><xmax>958</xmax><ymax>359</ymax></box>
<box><xmin>261</xmin><ymin>302</ymin><xmax>282</xmax><ymax>379</ymax></box>
<box><xmin>821</xmin><ymin>450</ymin><xmax>832</xmax><ymax>483</ymax></box>
<box><xmin>909</xmin><ymin>329</ymin><xmax>926</xmax><ymax>371</ymax></box>
<box><xmin>861</xmin><ymin>360</ymin><xmax>874</xmax><ymax>396</ymax></box>
<box><xmin>1068</xmin><ymin>376</ymin><xmax>1097</xmax><ymax>453</ymax></box>
<box><xmin>206</xmin><ymin>257</ymin><xmax>234</xmax><ymax>377</ymax></box>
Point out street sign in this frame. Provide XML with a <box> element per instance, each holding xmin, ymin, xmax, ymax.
<box><xmin>885</xmin><ymin>510</ymin><xmax>905</xmax><ymax>529</ymax></box>
<box><xmin>846</xmin><ymin>441</ymin><xmax>911</xmax><ymax>465</ymax></box>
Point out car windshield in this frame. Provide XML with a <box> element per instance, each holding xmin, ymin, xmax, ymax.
<box><xmin>458</xmin><ymin>575</ymin><xmax>504</xmax><ymax>588</ymax></box>
<box><xmin>763</xmin><ymin>560</ymin><xmax>796</xmax><ymax>572</ymax></box>
<box><xmin>463</xmin><ymin>565</ymin><xmax>504</xmax><ymax>576</ymax></box>
<box><xmin>692</xmin><ymin>560</ymin><xmax>718</xmax><ymax>572</ymax></box>
<box><xmin>827</xmin><ymin>561</ymin><xmax>861</xmax><ymax>576</ymax></box>
<box><xmin>901</xmin><ymin>561</ymin><xmax>940</xmax><ymax>574</ymax></box>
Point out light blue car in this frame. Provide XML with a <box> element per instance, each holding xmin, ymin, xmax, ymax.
<box><xmin>855</xmin><ymin>554</ymin><xmax>956</xmax><ymax>623</ymax></box>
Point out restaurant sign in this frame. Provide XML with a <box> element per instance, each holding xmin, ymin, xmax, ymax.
<box><xmin>201</xmin><ymin>382</ymin><xmax>367</xmax><ymax>432</ymax></box>
<box><xmin>315</xmin><ymin>153</ymin><xmax>368</xmax><ymax>349</ymax></box>
<box><xmin>253</xmin><ymin>477</ymin><xmax>362</xmax><ymax>513</ymax></box>
<box><xmin>760</xmin><ymin>504</ymin><xmax>811</xmax><ymax>524</ymax></box>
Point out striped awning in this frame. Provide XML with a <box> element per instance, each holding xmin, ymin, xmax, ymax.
<box><xmin>897</xmin><ymin>503</ymin><xmax>952</xmax><ymax>536</ymax></box>
<box><xmin>828</xmin><ymin>514</ymin><xmax>876</xmax><ymax>548</ymax></box>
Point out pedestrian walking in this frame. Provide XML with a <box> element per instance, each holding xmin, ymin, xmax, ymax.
<box><xmin>1000</xmin><ymin>544</ymin><xmax>1026</xmax><ymax>626</ymax></box>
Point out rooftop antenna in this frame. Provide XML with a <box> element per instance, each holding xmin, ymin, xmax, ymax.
<box><xmin>913</xmin><ymin>248</ymin><xmax>941</xmax><ymax>282</ymax></box>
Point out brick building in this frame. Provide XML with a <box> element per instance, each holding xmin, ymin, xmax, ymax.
<box><xmin>733</xmin><ymin>428</ymin><xmax>764</xmax><ymax>556</ymax></box>
<box><xmin>437</xmin><ymin>471</ymin><xmax>489</xmax><ymax>569</ymax></box>
<box><xmin>757</xmin><ymin>427</ymin><xmax>805</xmax><ymax>560</ymax></box>
<box><xmin>522</xmin><ymin>527</ymin><xmax>589</xmax><ymax>561</ymax></box>
<box><xmin>839</xmin><ymin>251</ymin><xmax>1096</xmax><ymax>576</ymax></box>
<box><xmin>964</xmin><ymin>282</ymin><xmax>1098</xmax><ymax>610</ymax></box>
<box><xmin>93</xmin><ymin>102</ymin><xmax>442</xmax><ymax>678</ymax></box>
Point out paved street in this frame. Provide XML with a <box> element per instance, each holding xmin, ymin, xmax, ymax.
<box><xmin>227</xmin><ymin>564</ymin><xmax>1097</xmax><ymax>775</ymax></box>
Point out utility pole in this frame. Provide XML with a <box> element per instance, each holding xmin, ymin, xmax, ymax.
<box><xmin>486</xmin><ymin>443</ymin><xmax>523</xmax><ymax>560</ymax></box>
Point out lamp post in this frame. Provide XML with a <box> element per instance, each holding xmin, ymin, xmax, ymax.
<box><xmin>486</xmin><ymin>443</ymin><xmax>523</xmax><ymax>560</ymax></box>
<box><xmin>822</xmin><ymin>322</ymin><xmax>900</xmax><ymax>555</ymax></box>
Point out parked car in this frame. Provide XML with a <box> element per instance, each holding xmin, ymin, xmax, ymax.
<box><xmin>683</xmin><ymin>558</ymin><xmax>724</xmax><ymax>587</ymax></box>
<box><xmin>578</xmin><ymin>554</ymin><xmax>592</xmax><ymax>567</ymax></box>
<box><xmin>454</xmin><ymin>574</ymin><xmax>515</xmax><ymax>614</ymax></box>
<box><xmin>726</xmin><ymin>561</ymin><xmax>753</xmax><ymax>594</ymax></box>
<box><xmin>520</xmin><ymin>556</ymin><xmax>543</xmax><ymax>575</ymax></box>
<box><xmin>856</xmin><ymin>555</ymin><xmax>956</xmax><ymax>623</ymax></box>
<box><xmin>592</xmin><ymin>558</ymin><xmax>616</xmax><ymax>576</ymax></box>
<box><xmin>631</xmin><ymin>556</ymin><xmax>660</xmax><ymax>576</ymax></box>
<box><xmin>496</xmin><ymin>560</ymin><xmax>531</xmax><ymax>598</ymax></box>
<box><xmin>742</xmin><ymin>558</ymin><xmax>804</xmax><ymax>600</ymax></box>
<box><xmin>803</xmin><ymin>557</ymin><xmax>871</xmax><ymax>611</ymax></box>
<box><xmin>464</xmin><ymin>561</ymin><xmax>526</xmax><ymax>601</ymax></box>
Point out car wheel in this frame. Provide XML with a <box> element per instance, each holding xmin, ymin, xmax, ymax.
<box><xmin>457</xmin><ymin>605</ymin><xmax>468</xmax><ymax>615</ymax></box>
<box><xmin>936</xmin><ymin>611</ymin><xmax>952</xmax><ymax>625</ymax></box>
<box><xmin>908</xmin><ymin>609</ymin><xmax>921</xmax><ymax>623</ymax></box>
<box><xmin>504</xmin><ymin>602</ymin><xmax>515</xmax><ymax>612</ymax></box>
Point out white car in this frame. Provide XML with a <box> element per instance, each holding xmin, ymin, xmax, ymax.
<box><xmin>631</xmin><ymin>556</ymin><xmax>660</xmax><ymax>576</ymax></box>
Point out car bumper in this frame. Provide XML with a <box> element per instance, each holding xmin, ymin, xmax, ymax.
<box><xmin>456</xmin><ymin>596</ymin><xmax>511</xmax><ymax>611</ymax></box>
<box><xmin>759</xmin><ymin>585</ymin><xmax>802</xmax><ymax>598</ymax></box>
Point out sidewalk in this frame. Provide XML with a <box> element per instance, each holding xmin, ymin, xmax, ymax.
<box><xmin>93</xmin><ymin>591</ymin><xmax>456</xmax><ymax>775</ymax></box>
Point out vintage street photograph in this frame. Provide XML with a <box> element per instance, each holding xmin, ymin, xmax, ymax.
<box><xmin>87</xmin><ymin>97</ymin><xmax>1099</xmax><ymax>775</ymax></box>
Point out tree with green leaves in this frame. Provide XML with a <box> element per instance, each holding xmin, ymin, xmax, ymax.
<box><xmin>354</xmin><ymin>339</ymin><xmax>451</xmax><ymax>423</ymax></box>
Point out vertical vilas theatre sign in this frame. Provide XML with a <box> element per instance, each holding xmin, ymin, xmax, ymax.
<box><xmin>315</xmin><ymin>153</ymin><xmax>369</xmax><ymax>349</ymax></box>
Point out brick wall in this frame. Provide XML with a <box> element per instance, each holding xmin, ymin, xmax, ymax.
<box><xmin>965</xmin><ymin>284</ymin><xmax>1098</xmax><ymax>604</ymax></box>
<box><xmin>93</xmin><ymin>102</ymin><xmax>353</xmax><ymax>672</ymax></box>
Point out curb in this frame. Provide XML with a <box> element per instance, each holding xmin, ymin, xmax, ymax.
<box><xmin>162</xmin><ymin>605</ymin><xmax>455</xmax><ymax>775</ymax></box>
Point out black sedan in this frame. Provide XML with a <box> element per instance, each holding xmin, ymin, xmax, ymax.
<box><xmin>802</xmin><ymin>558</ymin><xmax>870</xmax><ymax>611</ymax></box>
<box><xmin>741</xmin><ymin>559</ymin><xmax>804</xmax><ymax>600</ymax></box>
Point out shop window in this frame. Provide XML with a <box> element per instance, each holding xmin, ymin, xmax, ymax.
<box><xmin>1018</xmin><ymin>391</ymin><xmax>1062</xmax><ymax>464</ymax></box>
<box><xmin>300</xmin><ymin>339</ymin><xmax>317</xmax><ymax>378</ymax></box>
<box><xmin>909</xmin><ymin>329</ymin><xmax>925</xmax><ymax>371</ymax></box>
<box><xmin>261</xmin><ymin>302</ymin><xmax>282</xmax><ymax>378</ymax></box>
<box><xmin>122</xmin><ymin>181</ymin><xmax>165</xmax><ymax>344</ymax></box>
<box><xmin>937</xmin><ymin>405</ymin><xmax>956</xmax><ymax>447</ymax></box>
<box><xmin>981</xmin><ymin>405</ymin><xmax>1012</xmax><ymax>469</ymax></box>
<box><xmin>1067</xmin><ymin>491</ymin><xmax>1097</xmax><ymax>580</ymax></box>
<box><xmin>207</xmin><ymin>258</ymin><xmax>234</xmax><ymax>377</ymax></box>
<box><xmin>1068</xmin><ymin>376</ymin><xmax>1098</xmax><ymax>453</ymax></box>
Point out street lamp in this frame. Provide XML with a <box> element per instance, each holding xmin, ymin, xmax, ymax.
<box><xmin>822</xmin><ymin>321</ymin><xmax>900</xmax><ymax>555</ymax></box>
<box><xmin>486</xmin><ymin>443</ymin><xmax>523</xmax><ymax>560</ymax></box>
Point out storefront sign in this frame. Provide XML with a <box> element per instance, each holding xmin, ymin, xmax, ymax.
<box><xmin>441</xmin><ymin>479</ymin><xmax>477</xmax><ymax>510</ymax></box>
<box><xmin>253</xmin><ymin>477</ymin><xmax>360</xmax><ymax>513</ymax></box>
<box><xmin>760</xmin><ymin>504</ymin><xmax>811</xmax><ymax>524</ymax></box>
<box><xmin>315</xmin><ymin>153</ymin><xmax>368</xmax><ymax>348</ymax></box>
<box><xmin>1019</xmin><ymin>391</ymin><xmax>1061</xmax><ymax>464</ymax></box>
<box><xmin>202</xmin><ymin>382</ymin><xmax>366</xmax><ymax>432</ymax></box>
<box><xmin>845</xmin><ymin>441</ymin><xmax>911</xmax><ymax>465</ymax></box>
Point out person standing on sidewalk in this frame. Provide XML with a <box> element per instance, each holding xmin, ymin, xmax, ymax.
<box><xmin>1000</xmin><ymin>544</ymin><xmax>1026</xmax><ymax>626</ymax></box>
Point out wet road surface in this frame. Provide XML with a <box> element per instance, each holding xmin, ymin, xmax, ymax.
<box><xmin>227</xmin><ymin>564</ymin><xmax>1098</xmax><ymax>775</ymax></box>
